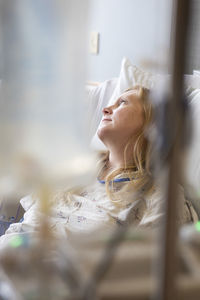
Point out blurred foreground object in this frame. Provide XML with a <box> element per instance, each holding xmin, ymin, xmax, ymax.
<box><xmin>0</xmin><ymin>0</ymin><xmax>96</xmax><ymax>240</ymax></box>
<box><xmin>0</xmin><ymin>224</ymin><xmax>200</xmax><ymax>300</ymax></box>
<box><xmin>0</xmin><ymin>0</ymin><xmax>94</xmax><ymax>193</ymax></box>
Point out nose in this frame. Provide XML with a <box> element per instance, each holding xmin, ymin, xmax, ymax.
<box><xmin>102</xmin><ymin>105</ymin><xmax>113</xmax><ymax>115</ymax></box>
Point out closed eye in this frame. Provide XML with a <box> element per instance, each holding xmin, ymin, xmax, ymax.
<box><xmin>119</xmin><ymin>99</ymin><xmax>127</xmax><ymax>105</ymax></box>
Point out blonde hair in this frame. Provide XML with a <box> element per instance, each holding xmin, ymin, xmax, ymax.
<box><xmin>98</xmin><ymin>85</ymin><xmax>154</xmax><ymax>204</ymax></box>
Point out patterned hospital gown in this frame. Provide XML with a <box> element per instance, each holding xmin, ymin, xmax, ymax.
<box><xmin>0</xmin><ymin>177</ymin><xmax>197</xmax><ymax>246</ymax></box>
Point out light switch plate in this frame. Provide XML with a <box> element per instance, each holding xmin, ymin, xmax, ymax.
<box><xmin>89</xmin><ymin>31</ymin><xmax>99</xmax><ymax>54</ymax></box>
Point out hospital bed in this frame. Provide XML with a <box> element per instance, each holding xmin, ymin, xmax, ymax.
<box><xmin>0</xmin><ymin>61</ymin><xmax>200</xmax><ymax>299</ymax></box>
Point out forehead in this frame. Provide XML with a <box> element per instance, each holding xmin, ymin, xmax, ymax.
<box><xmin>121</xmin><ymin>90</ymin><xmax>139</xmax><ymax>100</ymax></box>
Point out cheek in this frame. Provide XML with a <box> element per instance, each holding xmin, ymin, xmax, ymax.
<box><xmin>131</xmin><ymin>114</ymin><xmax>144</xmax><ymax>132</ymax></box>
<box><xmin>115</xmin><ymin>110</ymin><xmax>144</xmax><ymax>133</ymax></box>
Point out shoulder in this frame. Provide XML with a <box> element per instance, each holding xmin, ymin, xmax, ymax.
<box><xmin>141</xmin><ymin>184</ymin><xmax>198</xmax><ymax>227</ymax></box>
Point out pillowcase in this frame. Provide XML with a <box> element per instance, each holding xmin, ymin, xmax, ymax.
<box><xmin>184</xmin><ymin>88</ymin><xmax>200</xmax><ymax>217</ymax></box>
<box><xmin>185</xmin><ymin>75</ymin><xmax>200</xmax><ymax>91</ymax></box>
<box><xmin>87</xmin><ymin>78</ymin><xmax>118</xmax><ymax>141</ymax></box>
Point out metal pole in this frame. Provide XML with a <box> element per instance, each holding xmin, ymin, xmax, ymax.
<box><xmin>156</xmin><ymin>1</ymin><xmax>191</xmax><ymax>299</ymax></box>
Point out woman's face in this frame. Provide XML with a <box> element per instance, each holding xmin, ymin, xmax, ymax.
<box><xmin>97</xmin><ymin>90</ymin><xmax>144</xmax><ymax>147</ymax></box>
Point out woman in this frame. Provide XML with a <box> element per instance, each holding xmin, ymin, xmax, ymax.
<box><xmin>96</xmin><ymin>85</ymin><xmax>197</xmax><ymax>227</ymax></box>
<box><xmin>0</xmin><ymin>86</ymin><xmax>197</xmax><ymax>244</ymax></box>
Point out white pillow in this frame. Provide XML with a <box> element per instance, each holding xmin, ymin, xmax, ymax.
<box><xmin>87</xmin><ymin>78</ymin><xmax>117</xmax><ymax>140</ymax></box>
<box><xmin>185</xmin><ymin>75</ymin><xmax>200</xmax><ymax>90</ymax></box>
<box><xmin>107</xmin><ymin>57</ymin><xmax>156</xmax><ymax>105</ymax></box>
<box><xmin>90</xmin><ymin>57</ymin><xmax>156</xmax><ymax>150</ymax></box>
<box><xmin>184</xmin><ymin>89</ymin><xmax>200</xmax><ymax>216</ymax></box>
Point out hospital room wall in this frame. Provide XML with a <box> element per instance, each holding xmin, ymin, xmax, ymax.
<box><xmin>87</xmin><ymin>0</ymin><xmax>172</xmax><ymax>82</ymax></box>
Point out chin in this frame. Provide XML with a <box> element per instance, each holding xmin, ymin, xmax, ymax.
<box><xmin>97</xmin><ymin>126</ymin><xmax>109</xmax><ymax>144</ymax></box>
<box><xmin>97</xmin><ymin>127</ymin><xmax>104</xmax><ymax>141</ymax></box>
<box><xmin>97</xmin><ymin>128</ymin><xmax>113</xmax><ymax>149</ymax></box>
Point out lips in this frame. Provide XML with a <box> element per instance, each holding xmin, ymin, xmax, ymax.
<box><xmin>102</xmin><ymin>118</ymin><xmax>112</xmax><ymax>122</ymax></box>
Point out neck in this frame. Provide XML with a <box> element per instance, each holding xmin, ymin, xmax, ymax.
<box><xmin>107</xmin><ymin>141</ymin><xmax>135</xmax><ymax>170</ymax></box>
<box><xmin>99</xmin><ymin>145</ymin><xmax>134</xmax><ymax>181</ymax></box>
